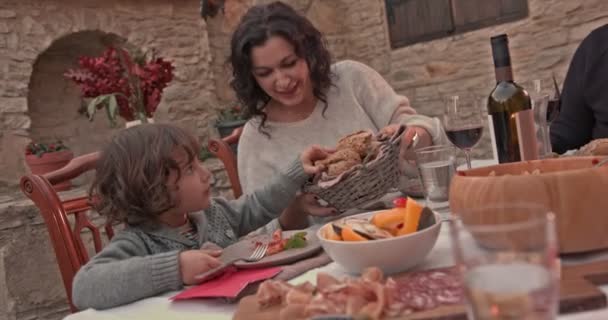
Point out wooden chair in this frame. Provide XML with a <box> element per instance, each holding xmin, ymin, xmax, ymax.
<box><xmin>20</xmin><ymin>152</ymin><xmax>113</xmax><ymax>313</ymax></box>
<box><xmin>207</xmin><ymin>126</ymin><xmax>244</xmax><ymax>198</ymax></box>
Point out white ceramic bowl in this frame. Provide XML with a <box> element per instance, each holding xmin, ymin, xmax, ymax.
<box><xmin>317</xmin><ymin>210</ymin><xmax>442</xmax><ymax>275</ymax></box>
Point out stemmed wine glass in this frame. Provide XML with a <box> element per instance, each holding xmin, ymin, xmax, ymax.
<box><xmin>443</xmin><ymin>95</ymin><xmax>485</xmax><ymax>169</ymax></box>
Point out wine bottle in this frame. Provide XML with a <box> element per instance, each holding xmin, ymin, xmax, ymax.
<box><xmin>487</xmin><ymin>34</ymin><xmax>532</xmax><ymax>163</ymax></box>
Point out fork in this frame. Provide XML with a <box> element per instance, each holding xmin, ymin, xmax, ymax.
<box><xmin>194</xmin><ymin>242</ymin><xmax>269</xmax><ymax>282</ymax></box>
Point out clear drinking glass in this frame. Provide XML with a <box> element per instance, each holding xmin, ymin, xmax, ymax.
<box><xmin>414</xmin><ymin>145</ymin><xmax>456</xmax><ymax>212</ymax></box>
<box><xmin>527</xmin><ymin>79</ymin><xmax>558</xmax><ymax>158</ymax></box>
<box><xmin>443</xmin><ymin>95</ymin><xmax>485</xmax><ymax>169</ymax></box>
<box><xmin>450</xmin><ymin>204</ymin><xmax>559</xmax><ymax>320</ymax></box>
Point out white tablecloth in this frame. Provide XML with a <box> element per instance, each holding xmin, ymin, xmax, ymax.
<box><xmin>64</xmin><ymin>159</ymin><xmax>608</xmax><ymax>320</ymax></box>
<box><xmin>65</xmin><ymin>225</ymin><xmax>608</xmax><ymax>320</ymax></box>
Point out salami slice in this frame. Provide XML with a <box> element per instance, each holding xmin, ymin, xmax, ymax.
<box><xmin>392</xmin><ymin>267</ymin><xmax>463</xmax><ymax>312</ymax></box>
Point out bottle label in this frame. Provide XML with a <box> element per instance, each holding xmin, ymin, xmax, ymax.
<box><xmin>487</xmin><ymin>114</ymin><xmax>499</xmax><ymax>162</ymax></box>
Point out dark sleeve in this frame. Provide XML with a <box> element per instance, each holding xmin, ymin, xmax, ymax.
<box><xmin>550</xmin><ymin>36</ymin><xmax>595</xmax><ymax>154</ymax></box>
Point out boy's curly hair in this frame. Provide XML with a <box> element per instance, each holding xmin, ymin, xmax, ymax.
<box><xmin>229</xmin><ymin>1</ymin><xmax>333</xmax><ymax>134</ymax></box>
<box><xmin>90</xmin><ymin>124</ymin><xmax>200</xmax><ymax>225</ymax></box>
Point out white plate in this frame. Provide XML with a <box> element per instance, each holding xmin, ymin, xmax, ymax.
<box><xmin>220</xmin><ymin>229</ymin><xmax>322</xmax><ymax>269</ymax></box>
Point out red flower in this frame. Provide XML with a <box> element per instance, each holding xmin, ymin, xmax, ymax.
<box><xmin>64</xmin><ymin>47</ymin><xmax>174</xmax><ymax>122</ymax></box>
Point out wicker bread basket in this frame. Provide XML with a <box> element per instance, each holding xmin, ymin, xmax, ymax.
<box><xmin>303</xmin><ymin>126</ymin><xmax>406</xmax><ymax>212</ymax></box>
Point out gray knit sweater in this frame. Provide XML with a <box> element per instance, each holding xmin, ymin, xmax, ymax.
<box><xmin>71</xmin><ymin>159</ymin><xmax>307</xmax><ymax>310</ymax></box>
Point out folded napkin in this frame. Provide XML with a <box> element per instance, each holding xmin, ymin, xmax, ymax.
<box><xmin>171</xmin><ymin>266</ymin><xmax>282</xmax><ymax>300</ymax></box>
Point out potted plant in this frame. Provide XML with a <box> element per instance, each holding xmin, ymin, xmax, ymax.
<box><xmin>64</xmin><ymin>46</ymin><xmax>174</xmax><ymax>127</ymax></box>
<box><xmin>24</xmin><ymin>140</ymin><xmax>74</xmax><ymax>191</ymax></box>
<box><xmin>215</xmin><ymin>104</ymin><xmax>248</xmax><ymax>138</ymax></box>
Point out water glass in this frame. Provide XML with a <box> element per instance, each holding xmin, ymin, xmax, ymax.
<box><xmin>450</xmin><ymin>204</ymin><xmax>559</xmax><ymax>320</ymax></box>
<box><xmin>414</xmin><ymin>145</ymin><xmax>456</xmax><ymax>212</ymax></box>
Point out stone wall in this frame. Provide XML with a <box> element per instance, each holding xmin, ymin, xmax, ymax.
<box><xmin>0</xmin><ymin>0</ymin><xmax>219</xmax><ymax>185</ymax></box>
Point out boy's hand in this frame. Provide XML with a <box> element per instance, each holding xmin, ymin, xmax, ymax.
<box><xmin>179</xmin><ymin>249</ymin><xmax>222</xmax><ymax>285</ymax></box>
<box><xmin>300</xmin><ymin>145</ymin><xmax>335</xmax><ymax>175</ymax></box>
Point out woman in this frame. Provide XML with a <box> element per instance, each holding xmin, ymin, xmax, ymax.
<box><xmin>230</xmin><ymin>1</ymin><xmax>443</xmax><ymax>216</ymax></box>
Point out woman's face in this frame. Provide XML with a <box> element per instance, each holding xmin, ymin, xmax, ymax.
<box><xmin>250</xmin><ymin>36</ymin><xmax>313</xmax><ymax>109</ymax></box>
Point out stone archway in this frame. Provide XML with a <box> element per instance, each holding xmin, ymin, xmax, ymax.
<box><xmin>27</xmin><ymin>31</ymin><xmax>128</xmax><ymax>168</ymax></box>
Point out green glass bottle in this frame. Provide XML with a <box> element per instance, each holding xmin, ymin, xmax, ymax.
<box><xmin>487</xmin><ymin>34</ymin><xmax>532</xmax><ymax>163</ymax></box>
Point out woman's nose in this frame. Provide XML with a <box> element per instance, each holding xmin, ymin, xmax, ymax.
<box><xmin>274</xmin><ymin>71</ymin><xmax>290</xmax><ymax>90</ymax></box>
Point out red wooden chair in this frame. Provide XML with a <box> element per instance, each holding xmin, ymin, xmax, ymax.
<box><xmin>20</xmin><ymin>152</ymin><xmax>113</xmax><ymax>313</ymax></box>
<box><xmin>207</xmin><ymin>126</ymin><xmax>244</xmax><ymax>198</ymax></box>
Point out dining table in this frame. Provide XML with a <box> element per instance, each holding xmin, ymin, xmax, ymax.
<box><xmin>64</xmin><ymin>160</ymin><xmax>608</xmax><ymax>320</ymax></box>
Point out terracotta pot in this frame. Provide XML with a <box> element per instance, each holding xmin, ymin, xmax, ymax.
<box><xmin>25</xmin><ymin>150</ymin><xmax>74</xmax><ymax>191</ymax></box>
<box><xmin>449</xmin><ymin>156</ymin><xmax>608</xmax><ymax>254</ymax></box>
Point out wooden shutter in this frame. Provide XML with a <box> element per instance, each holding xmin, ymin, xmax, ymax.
<box><xmin>386</xmin><ymin>0</ymin><xmax>454</xmax><ymax>48</ymax></box>
<box><xmin>451</xmin><ymin>0</ymin><xmax>528</xmax><ymax>33</ymax></box>
<box><xmin>386</xmin><ymin>0</ymin><xmax>529</xmax><ymax>48</ymax></box>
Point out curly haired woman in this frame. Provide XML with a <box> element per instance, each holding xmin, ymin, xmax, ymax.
<box><xmin>230</xmin><ymin>2</ymin><xmax>443</xmax><ymax>219</ymax></box>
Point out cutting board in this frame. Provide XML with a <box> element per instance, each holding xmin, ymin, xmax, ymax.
<box><xmin>233</xmin><ymin>261</ymin><xmax>608</xmax><ymax>320</ymax></box>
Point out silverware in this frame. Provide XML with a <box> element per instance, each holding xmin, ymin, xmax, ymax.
<box><xmin>194</xmin><ymin>242</ymin><xmax>269</xmax><ymax>282</ymax></box>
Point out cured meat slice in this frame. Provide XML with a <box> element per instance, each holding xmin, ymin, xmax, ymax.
<box><xmin>255</xmin><ymin>267</ymin><xmax>463</xmax><ymax>319</ymax></box>
<box><xmin>393</xmin><ymin>268</ymin><xmax>463</xmax><ymax>312</ymax></box>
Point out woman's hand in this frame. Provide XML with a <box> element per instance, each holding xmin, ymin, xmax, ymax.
<box><xmin>300</xmin><ymin>145</ymin><xmax>335</xmax><ymax>175</ymax></box>
<box><xmin>279</xmin><ymin>193</ymin><xmax>338</xmax><ymax>230</ymax></box>
<box><xmin>179</xmin><ymin>249</ymin><xmax>222</xmax><ymax>285</ymax></box>
<box><xmin>380</xmin><ymin>124</ymin><xmax>432</xmax><ymax>161</ymax></box>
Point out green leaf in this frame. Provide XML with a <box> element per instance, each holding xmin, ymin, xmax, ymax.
<box><xmin>293</xmin><ymin>232</ymin><xmax>307</xmax><ymax>238</ymax></box>
<box><xmin>284</xmin><ymin>232</ymin><xmax>307</xmax><ymax>250</ymax></box>
<box><xmin>87</xmin><ymin>97</ymin><xmax>101</xmax><ymax>121</ymax></box>
<box><xmin>107</xmin><ymin>95</ymin><xmax>118</xmax><ymax>127</ymax></box>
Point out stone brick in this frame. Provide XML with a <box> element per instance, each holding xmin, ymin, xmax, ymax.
<box><xmin>569</xmin><ymin>18</ymin><xmax>608</xmax><ymax>42</ymax></box>
<box><xmin>307</xmin><ymin>0</ymin><xmax>341</xmax><ymax>35</ymax></box>
<box><xmin>0</xmin><ymin>98</ymin><xmax>27</xmax><ymax>113</ymax></box>
<box><xmin>6</xmin><ymin>32</ymin><xmax>17</xmax><ymax>50</ymax></box>
<box><xmin>0</xmin><ymin>21</ymin><xmax>10</xmax><ymax>34</ymax></box>
<box><xmin>0</xmin><ymin>10</ymin><xmax>17</xmax><ymax>18</ymax></box>
<box><xmin>425</xmin><ymin>62</ymin><xmax>462</xmax><ymax>78</ymax></box>
<box><xmin>21</xmin><ymin>16</ymin><xmax>44</xmax><ymax>35</ymax></box>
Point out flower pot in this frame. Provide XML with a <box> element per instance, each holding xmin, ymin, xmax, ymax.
<box><xmin>25</xmin><ymin>150</ymin><xmax>74</xmax><ymax>191</ymax></box>
<box><xmin>216</xmin><ymin>119</ymin><xmax>247</xmax><ymax>139</ymax></box>
<box><xmin>126</xmin><ymin>118</ymin><xmax>155</xmax><ymax>128</ymax></box>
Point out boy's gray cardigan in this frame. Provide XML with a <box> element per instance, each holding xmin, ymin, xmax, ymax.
<box><xmin>72</xmin><ymin>159</ymin><xmax>307</xmax><ymax>310</ymax></box>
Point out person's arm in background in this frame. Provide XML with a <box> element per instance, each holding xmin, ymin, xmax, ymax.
<box><xmin>550</xmin><ymin>34</ymin><xmax>595</xmax><ymax>154</ymax></box>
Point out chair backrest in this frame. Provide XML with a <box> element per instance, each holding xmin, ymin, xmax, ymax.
<box><xmin>20</xmin><ymin>152</ymin><xmax>113</xmax><ymax>313</ymax></box>
<box><xmin>208</xmin><ymin>126</ymin><xmax>244</xmax><ymax>198</ymax></box>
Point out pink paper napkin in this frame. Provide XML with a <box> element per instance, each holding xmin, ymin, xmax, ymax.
<box><xmin>171</xmin><ymin>266</ymin><xmax>282</xmax><ymax>300</ymax></box>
